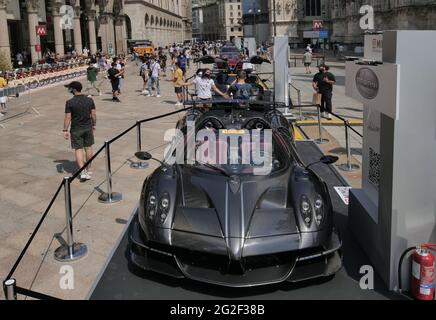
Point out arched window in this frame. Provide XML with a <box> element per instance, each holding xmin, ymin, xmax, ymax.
<box><xmin>145</xmin><ymin>14</ymin><xmax>149</xmax><ymax>26</ymax></box>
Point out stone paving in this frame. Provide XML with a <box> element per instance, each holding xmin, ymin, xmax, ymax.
<box><xmin>0</xmin><ymin>56</ymin><xmax>365</xmax><ymax>300</ymax></box>
<box><xmin>0</xmin><ymin>63</ymin><xmax>186</xmax><ymax>299</ymax></box>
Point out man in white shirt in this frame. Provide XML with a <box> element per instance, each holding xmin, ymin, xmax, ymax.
<box><xmin>186</xmin><ymin>69</ymin><xmax>227</xmax><ymax>108</ymax></box>
<box><xmin>146</xmin><ymin>58</ymin><xmax>161</xmax><ymax>97</ymax></box>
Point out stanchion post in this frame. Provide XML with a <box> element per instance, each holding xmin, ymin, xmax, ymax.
<box><xmin>98</xmin><ymin>141</ymin><xmax>122</xmax><ymax>204</ymax></box>
<box><xmin>54</xmin><ymin>177</ymin><xmax>87</xmax><ymax>262</ymax></box>
<box><xmin>338</xmin><ymin>121</ymin><xmax>360</xmax><ymax>172</ymax></box>
<box><xmin>315</xmin><ymin>105</ymin><xmax>329</xmax><ymax>144</ymax></box>
<box><xmin>130</xmin><ymin>121</ymin><xmax>149</xmax><ymax>169</ymax></box>
<box><xmin>3</xmin><ymin>279</ymin><xmax>17</xmax><ymax>300</ymax></box>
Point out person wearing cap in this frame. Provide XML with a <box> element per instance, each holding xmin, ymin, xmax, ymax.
<box><xmin>107</xmin><ymin>62</ymin><xmax>124</xmax><ymax>102</ymax></box>
<box><xmin>63</xmin><ymin>81</ymin><xmax>97</xmax><ymax>181</ymax></box>
<box><xmin>312</xmin><ymin>65</ymin><xmax>336</xmax><ymax>119</ymax></box>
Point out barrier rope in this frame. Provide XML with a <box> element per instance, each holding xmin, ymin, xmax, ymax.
<box><xmin>6</xmin><ymin>181</ymin><xmax>64</xmax><ymax>280</ymax></box>
<box><xmin>16</xmin><ymin>286</ymin><xmax>61</xmax><ymax>300</ymax></box>
<box><xmin>5</xmin><ymin>106</ymin><xmax>190</xmax><ymax>295</ymax></box>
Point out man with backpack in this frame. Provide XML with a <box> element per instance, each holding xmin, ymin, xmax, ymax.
<box><xmin>146</xmin><ymin>58</ymin><xmax>161</xmax><ymax>97</ymax></box>
<box><xmin>228</xmin><ymin>71</ymin><xmax>252</xmax><ymax>100</ymax></box>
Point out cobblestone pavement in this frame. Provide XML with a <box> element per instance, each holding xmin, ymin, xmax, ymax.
<box><xmin>0</xmin><ymin>62</ymin><xmax>188</xmax><ymax>299</ymax></box>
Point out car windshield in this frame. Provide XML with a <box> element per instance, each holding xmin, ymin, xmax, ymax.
<box><xmin>193</xmin><ymin>129</ymin><xmax>289</xmax><ymax>176</ymax></box>
<box><xmin>221</xmin><ymin>47</ymin><xmax>239</xmax><ymax>53</ymax></box>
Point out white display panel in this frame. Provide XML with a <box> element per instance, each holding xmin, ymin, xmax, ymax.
<box><xmin>345</xmin><ymin>62</ymin><xmax>400</xmax><ymax>120</ymax></box>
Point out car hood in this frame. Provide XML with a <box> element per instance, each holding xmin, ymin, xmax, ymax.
<box><xmin>173</xmin><ymin>167</ymin><xmax>297</xmax><ymax>242</ymax></box>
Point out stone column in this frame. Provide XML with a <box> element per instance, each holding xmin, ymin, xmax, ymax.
<box><xmin>52</xmin><ymin>4</ymin><xmax>65</xmax><ymax>57</ymax></box>
<box><xmin>26</xmin><ymin>0</ymin><xmax>40</xmax><ymax>63</ymax></box>
<box><xmin>87</xmin><ymin>10</ymin><xmax>97</xmax><ymax>54</ymax></box>
<box><xmin>114</xmin><ymin>15</ymin><xmax>127</xmax><ymax>55</ymax></box>
<box><xmin>99</xmin><ymin>13</ymin><xmax>115</xmax><ymax>55</ymax></box>
<box><xmin>73</xmin><ymin>6</ymin><xmax>82</xmax><ymax>54</ymax></box>
<box><xmin>0</xmin><ymin>0</ymin><xmax>11</xmax><ymax>64</ymax></box>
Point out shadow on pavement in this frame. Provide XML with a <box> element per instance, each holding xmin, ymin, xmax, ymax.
<box><xmin>54</xmin><ymin>159</ymin><xmax>79</xmax><ymax>174</ymax></box>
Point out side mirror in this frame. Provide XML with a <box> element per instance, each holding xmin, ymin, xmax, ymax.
<box><xmin>135</xmin><ymin>151</ymin><xmax>152</xmax><ymax>161</ymax></box>
<box><xmin>320</xmin><ymin>155</ymin><xmax>339</xmax><ymax>165</ymax></box>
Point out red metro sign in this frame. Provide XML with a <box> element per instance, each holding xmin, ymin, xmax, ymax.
<box><xmin>312</xmin><ymin>20</ymin><xmax>323</xmax><ymax>30</ymax></box>
<box><xmin>35</xmin><ymin>25</ymin><xmax>47</xmax><ymax>36</ymax></box>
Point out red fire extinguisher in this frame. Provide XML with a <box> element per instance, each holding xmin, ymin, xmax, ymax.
<box><xmin>411</xmin><ymin>247</ymin><xmax>435</xmax><ymax>300</ymax></box>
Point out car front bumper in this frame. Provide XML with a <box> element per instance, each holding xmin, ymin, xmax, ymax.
<box><xmin>129</xmin><ymin>213</ymin><xmax>342</xmax><ymax>287</ymax></box>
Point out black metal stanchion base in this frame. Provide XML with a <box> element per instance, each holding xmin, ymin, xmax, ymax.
<box><xmin>54</xmin><ymin>243</ymin><xmax>88</xmax><ymax>262</ymax></box>
<box><xmin>315</xmin><ymin>138</ymin><xmax>329</xmax><ymax>145</ymax></box>
<box><xmin>98</xmin><ymin>192</ymin><xmax>122</xmax><ymax>204</ymax></box>
<box><xmin>130</xmin><ymin>161</ymin><xmax>149</xmax><ymax>169</ymax></box>
<box><xmin>338</xmin><ymin>163</ymin><xmax>360</xmax><ymax>172</ymax></box>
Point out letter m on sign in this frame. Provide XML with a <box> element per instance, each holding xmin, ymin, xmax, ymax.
<box><xmin>312</xmin><ymin>20</ymin><xmax>323</xmax><ymax>30</ymax></box>
<box><xmin>35</xmin><ymin>25</ymin><xmax>47</xmax><ymax>36</ymax></box>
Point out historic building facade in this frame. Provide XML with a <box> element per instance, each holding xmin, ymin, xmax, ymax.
<box><xmin>192</xmin><ymin>0</ymin><xmax>243</xmax><ymax>41</ymax></box>
<box><xmin>0</xmin><ymin>0</ymin><xmax>192</xmax><ymax>67</ymax></box>
<box><xmin>269</xmin><ymin>0</ymin><xmax>436</xmax><ymax>47</ymax></box>
<box><xmin>125</xmin><ymin>0</ymin><xmax>192</xmax><ymax>47</ymax></box>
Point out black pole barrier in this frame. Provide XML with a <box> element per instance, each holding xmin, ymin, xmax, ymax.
<box><xmin>130</xmin><ymin>121</ymin><xmax>149</xmax><ymax>169</ymax></box>
<box><xmin>54</xmin><ymin>177</ymin><xmax>87</xmax><ymax>262</ymax></box>
<box><xmin>337</xmin><ymin>120</ymin><xmax>360</xmax><ymax>172</ymax></box>
<box><xmin>3</xmin><ymin>279</ymin><xmax>17</xmax><ymax>300</ymax></box>
<box><xmin>315</xmin><ymin>105</ymin><xmax>329</xmax><ymax>144</ymax></box>
<box><xmin>98</xmin><ymin>141</ymin><xmax>122</xmax><ymax>204</ymax></box>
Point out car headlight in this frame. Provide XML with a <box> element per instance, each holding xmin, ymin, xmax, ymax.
<box><xmin>314</xmin><ymin>194</ymin><xmax>324</xmax><ymax>226</ymax></box>
<box><xmin>147</xmin><ymin>193</ymin><xmax>157</xmax><ymax>218</ymax></box>
<box><xmin>300</xmin><ymin>195</ymin><xmax>312</xmax><ymax>227</ymax></box>
<box><xmin>159</xmin><ymin>193</ymin><xmax>170</xmax><ymax>223</ymax></box>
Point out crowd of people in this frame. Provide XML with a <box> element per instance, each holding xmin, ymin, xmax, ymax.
<box><xmin>59</xmin><ymin>40</ymin><xmax>337</xmax><ymax>181</ymax></box>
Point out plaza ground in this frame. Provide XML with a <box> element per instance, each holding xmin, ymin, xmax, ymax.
<box><xmin>0</xmin><ymin>56</ymin><xmax>365</xmax><ymax>299</ymax></box>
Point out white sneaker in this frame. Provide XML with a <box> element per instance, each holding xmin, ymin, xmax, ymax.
<box><xmin>146</xmin><ymin>94</ymin><xmax>151</xmax><ymax>97</ymax></box>
<box><xmin>156</xmin><ymin>94</ymin><xmax>161</xmax><ymax>98</ymax></box>
<box><xmin>80</xmin><ymin>170</ymin><xmax>91</xmax><ymax>181</ymax></box>
<box><xmin>142</xmin><ymin>90</ymin><xmax>148</xmax><ymax>94</ymax></box>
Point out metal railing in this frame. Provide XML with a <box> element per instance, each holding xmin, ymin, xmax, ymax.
<box><xmin>293</xmin><ymin>104</ymin><xmax>362</xmax><ymax>172</ymax></box>
<box><xmin>289</xmin><ymin>54</ymin><xmax>325</xmax><ymax>68</ymax></box>
<box><xmin>3</xmin><ymin>106</ymin><xmax>189</xmax><ymax>300</ymax></box>
<box><xmin>291</xmin><ymin>103</ymin><xmax>328</xmax><ymax>145</ymax></box>
<box><xmin>288</xmin><ymin>82</ymin><xmax>303</xmax><ymax>120</ymax></box>
<box><xmin>329</xmin><ymin>111</ymin><xmax>362</xmax><ymax>172</ymax></box>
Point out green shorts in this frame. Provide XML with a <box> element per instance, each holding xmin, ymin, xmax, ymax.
<box><xmin>70</xmin><ymin>127</ymin><xmax>94</xmax><ymax>150</ymax></box>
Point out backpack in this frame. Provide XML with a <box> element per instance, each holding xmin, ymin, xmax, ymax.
<box><xmin>233</xmin><ymin>83</ymin><xmax>251</xmax><ymax>99</ymax></box>
<box><xmin>177</xmin><ymin>55</ymin><xmax>187</xmax><ymax>69</ymax></box>
<box><xmin>139</xmin><ymin>63</ymin><xmax>147</xmax><ymax>77</ymax></box>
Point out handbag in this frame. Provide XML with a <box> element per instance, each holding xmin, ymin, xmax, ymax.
<box><xmin>312</xmin><ymin>92</ymin><xmax>322</xmax><ymax>105</ymax></box>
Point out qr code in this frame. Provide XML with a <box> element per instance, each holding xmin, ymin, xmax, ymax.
<box><xmin>368</xmin><ymin>148</ymin><xmax>381</xmax><ymax>189</ymax></box>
